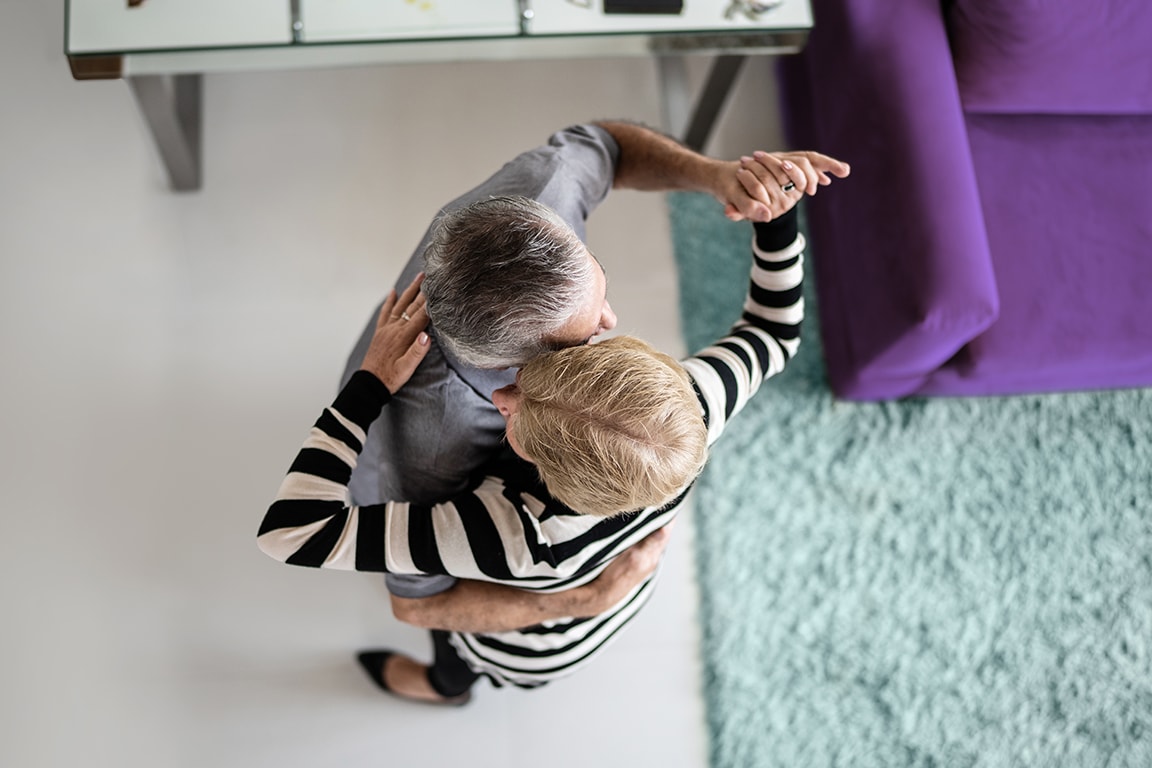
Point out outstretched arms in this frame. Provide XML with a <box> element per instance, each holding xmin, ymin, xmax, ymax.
<box><xmin>595</xmin><ymin>120</ymin><xmax>849</xmax><ymax>222</ymax></box>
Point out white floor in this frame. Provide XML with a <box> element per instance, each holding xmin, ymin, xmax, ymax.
<box><xmin>0</xmin><ymin>4</ymin><xmax>784</xmax><ymax>767</ymax></box>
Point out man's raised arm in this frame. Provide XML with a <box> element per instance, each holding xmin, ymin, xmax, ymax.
<box><xmin>595</xmin><ymin>120</ymin><xmax>849</xmax><ymax>222</ymax></box>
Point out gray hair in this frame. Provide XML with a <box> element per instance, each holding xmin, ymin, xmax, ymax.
<box><xmin>421</xmin><ymin>195</ymin><xmax>596</xmax><ymax>369</ymax></box>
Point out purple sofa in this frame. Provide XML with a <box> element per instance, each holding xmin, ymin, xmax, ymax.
<box><xmin>778</xmin><ymin>0</ymin><xmax>1152</xmax><ymax>399</ymax></box>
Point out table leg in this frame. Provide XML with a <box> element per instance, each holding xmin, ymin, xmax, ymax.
<box><xmin>657</xmin><ymin>56</ymin><xmax>691</xmax><ymax>141</ymax></box>
<box><xmin>127</xmin><ymin>74</ymin><xmax>202</xmax><ymax>191</ymax></box>
<box><xmin>658</xmin><ymin>54</ymin><xmax>747</xmax><ymax>152</ymax></box>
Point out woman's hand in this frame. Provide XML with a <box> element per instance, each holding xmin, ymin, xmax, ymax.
<box><xmin>359</xmin><ymin>273</ymin><xmax>431</xmax><ymax>393</ymax></box>
<box><xmin>718</xmin><ymin>150</ymin><xmax>851</xmax><ymax>222</ymax></box>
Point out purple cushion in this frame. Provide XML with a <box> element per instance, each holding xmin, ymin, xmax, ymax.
<box><xmin>920</xmin><ymin>113</ymin><xmax>1152</xmax><ymax>396</ymax></box>
<box><xmin>948</xmin><ymin>0</ymin><xmax>1152</xmax><ymax>115</ymax></box>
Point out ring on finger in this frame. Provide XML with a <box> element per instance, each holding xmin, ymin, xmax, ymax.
<box><xmin>781</xmin><ymin>181</ymin><xmax>796</xmax><ymax>192</ymax></box>
<box><xmin>400</xmin><ymin>311</ymin><xmax>411</xmax><ymax>322</ymax></box>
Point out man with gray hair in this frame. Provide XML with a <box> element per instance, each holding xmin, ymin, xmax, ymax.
<box><xmin>337</xmin><ymin>121</ymin><xmax>796</xmax><ymax>696</ymax></box>
<box><xmin>421</xmin><ymin>195</ymin><xmax>607</xmax><ymax>369</ymax></box>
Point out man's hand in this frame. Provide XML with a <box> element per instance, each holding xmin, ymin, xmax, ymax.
<box><xmin>573</xmin><ymin>524</ymin><xmax>673</xmax><ymax>616</ymax></box>
<box><xmin>359</xmin><ymin>273</ymin><xmax>431</xmax><ymax>392</ymax></box>
<box><xmin>718</xmin><ymin>150</ymin><xmax>851</xmax><ymax>222</ymax></box>
<box><xmin>390</xmin><ymin>523</ymin><xmax>675</xmax><ymax>633</ymax></box>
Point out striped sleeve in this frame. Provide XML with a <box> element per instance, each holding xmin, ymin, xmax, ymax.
<box><xmin>382</xmin><ymin>481</ymin><xmax>605</xmax><ymax>584</ymax></box>
<box><xmin>679</xmin><ymin>208</ymin><xmax>804</xmax><ymax>447</ymax></box>
<box><xmin>257</xmin><ymin>370</ymin><xmax>399</xmax><ymax>571</ymax></box>
<box><xmin>256</xmin><ymin>371</ymin><xmax>602</xmax><ymax>580</ymax></box>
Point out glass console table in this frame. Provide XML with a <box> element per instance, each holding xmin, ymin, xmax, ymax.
<box><xmin>66</xmin><ymin>0</ymin><xmax>813</xmax><ymax>190</ymax></box>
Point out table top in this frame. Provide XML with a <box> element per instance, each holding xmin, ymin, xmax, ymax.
<box><xmin>67</xmin><ymin>0</ymin><xmax>813</xmax><ymax>71</ymax></box>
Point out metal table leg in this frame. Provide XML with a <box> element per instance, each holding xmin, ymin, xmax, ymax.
<box><xmin>658</xmin><ymin>54</ymin><xmax>747</xmax><ymax>152</ymax></box>
<box><xmin>127</xmin><ymin>74</ymin><xmax>203</xmax><ymax>191</ymax></box>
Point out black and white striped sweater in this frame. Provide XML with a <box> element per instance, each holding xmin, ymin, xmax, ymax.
<box><xmin>258</xmin><ymin>211</ymin><xmax>804</xmax><ymax>688</ymax></box>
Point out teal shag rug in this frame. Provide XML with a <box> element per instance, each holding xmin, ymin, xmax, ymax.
<box><xmin>668</xmin><ymin>192</ymin><xmax>1152</xmax><ymax>768</ymax></box>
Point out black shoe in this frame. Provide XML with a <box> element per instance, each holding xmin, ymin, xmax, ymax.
<box><xmin>356</xmin><ymin>650</ymin><xmax>473</xmax><ymax>707</ymax></box>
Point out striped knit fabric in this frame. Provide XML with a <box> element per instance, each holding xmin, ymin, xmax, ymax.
<box><xmin>258</xmin><ymin>209</ymin><xmax>804</xmax><ymax>688</ymax></box>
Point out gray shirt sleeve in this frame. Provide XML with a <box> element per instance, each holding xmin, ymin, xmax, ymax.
<box><xmin>384</xmin><ymin>572</ymin><xmax>460</xmax><ymax>599</ymax></box>
<box><xmin>340</xmin><ymin>124</ymin><xmax>619</xmax><ymax>598</ymax></box>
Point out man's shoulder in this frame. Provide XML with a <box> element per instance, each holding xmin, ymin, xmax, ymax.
<box><xmin>439</xmin><ymin>124</ymin><xmax>619</xmax><ymax>237</ymax></box>
<box><xmin>389</xmin><ymin>338</ymin><xmax>505</xmax><ymax>409</ymax></box>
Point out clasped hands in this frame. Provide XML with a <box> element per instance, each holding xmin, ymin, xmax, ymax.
<box><xmin>715</xmin><ymin>149</ymin><xmax>851</xmax><ymax>223</ymax></box>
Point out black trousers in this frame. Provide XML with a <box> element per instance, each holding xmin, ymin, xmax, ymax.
<box><xmin>427</xmin><ymin>630</ymin><xmax>480</xmax><ymax>698</ymax></box>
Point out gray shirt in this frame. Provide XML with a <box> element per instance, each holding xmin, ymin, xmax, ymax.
<box><xmin>339</xmin><ymin>124</ymin><xmax>620</xmax><ymax>597</ymax></box>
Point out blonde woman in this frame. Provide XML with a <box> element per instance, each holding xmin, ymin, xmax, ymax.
<box><xmin>258</xmin><ymin>153</ymin><xmax>848</xmax><ymax>704</ymax></box>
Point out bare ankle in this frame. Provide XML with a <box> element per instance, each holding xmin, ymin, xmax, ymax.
<box><xmin>384</xmin><ymin>654</ymin><xmax>450</xmax><ymax>703</ymax></box>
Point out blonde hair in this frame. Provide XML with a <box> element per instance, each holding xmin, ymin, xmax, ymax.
<box><xmin>513</xmin><ymin>336</ymin><xmax>708</xmax><ymax>517</ymax></box>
